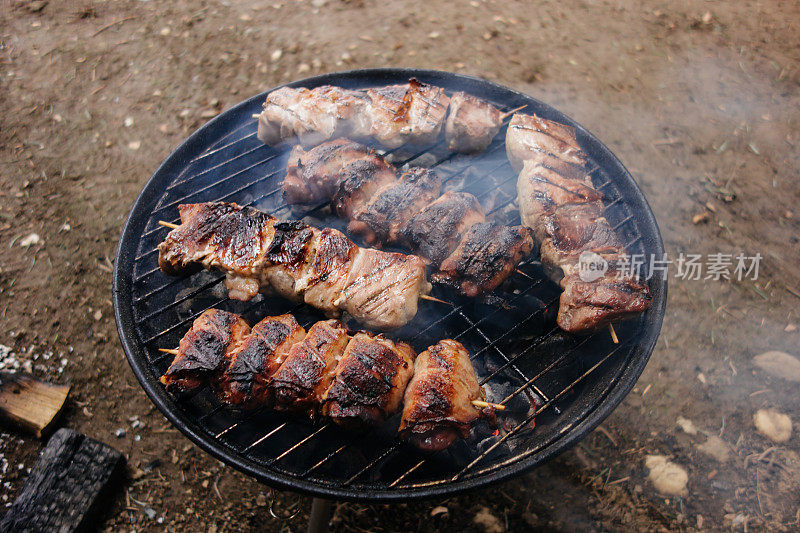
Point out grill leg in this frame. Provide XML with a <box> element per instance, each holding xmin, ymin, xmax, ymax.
<box><xmin>307</xmin><ymin>498</ymin><xmax>333</xmax><ymax>533</ymax></box>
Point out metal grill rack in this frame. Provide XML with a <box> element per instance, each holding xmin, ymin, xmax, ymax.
<box><xmin>113</xmin><ymin>69</ymin><xmax>666</xmax><ymax>501</ymax></box>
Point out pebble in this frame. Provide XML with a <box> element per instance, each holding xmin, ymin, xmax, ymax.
<box><xmin>753</xmin><ymin>351</ymin><xmax>800</xmax><ymax>382</ymax></box>
<box><xmin>698</xmin><ymin>435</ymin><xmax>731</xmax><ymax>463</ymax></box>
<box><xmin>472</xmin><ymin>507</ymin><xmax>503</xmax><ymax>533</ymax></box>
<box><xmin>271</xmin><ymin>49</ymin><xmax>282</xmax><ymax>62</ymax></box>
<box><xmin>297</xmin><ymin>63</ymin><xmax>310</xmax><ymax>74</ymax></box>
<box><xmin>430</xmin><ymin>506</ymin><xmax>448</xmax><ymax>517</ymax></box>
<box><xmin>124</xmin><ymin>116</ymin><xmax>134</xmax><ymax>127</ymax></box>
<box><xmin>645</xmin><ymin>455</ymin><xmax>688</xmax><ymax>496</ymax></box>
<box><xmin>144</xmin><ymin>506</ymin><xmax>157</xmax><ymax>520</ymax></box>
<box><xmin>676</xmin><ymin>416</ymin><xmax>697</xmax><ymax>435</ymax></box>
<box><xmin>127</xmin><ymin>140</ymin><xmax>141</xmax><ymax>150</ymax></box>
<box><xmin>19</xmin><ymin>233</ymin><xmax>40</xmax><ymax>248</ymax></box>
<box><xmin>753</xmin><ymin>409</ymin><xmax>792</xmax><ymax>442</ymax></box>
<box><xmin>114</xmin><ymin>428</ymin><xmax>126</xmax><ymax>438</ymax></box>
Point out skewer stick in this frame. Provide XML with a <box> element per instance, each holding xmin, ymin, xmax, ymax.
<box><xmin>608</xmin><ymin>323</ymin><xmax>619</xmax><ymax>344</ymax></box>
<box><xmin>515</xmin><ymin>268</ymin><xmax>533</xmax><ymax>279</ymax></box>
<box><xmin>420</xmin><ymin>294</ymin><xmax>452</xmax><ymax>306</ymax></box>
<box><xmin>500</xmin><ymin>104</ymin><xmax>528</xmax><ymax>121</ymax></box>
<box><xmin>158</xmin><ymin>348</ymin><xmax>179</xmax><ymax>355</ymax></box>
<box><xmin>158</xmin><ymin>221</ymin><xmax>179</xmax><ymax>229</ymax></box>
<box><xmin>251</xmin><ymin>114</ymin><xmax>260</xmax><ymax>119</ymax></box>
<box><xmin>472</xmin><ymin>400</ymin><xmax>506</xmax><ymax>411</ymax></box>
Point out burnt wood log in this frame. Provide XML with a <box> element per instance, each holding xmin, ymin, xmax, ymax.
<box><xmin>0</xmin><ymin>428</ymin><xmax>125</xmax><ymax>533</ymax></box>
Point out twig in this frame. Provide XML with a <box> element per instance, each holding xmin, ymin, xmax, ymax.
<box><xmin>92</xmin><ymin>16</ymin><xmax>136</xmax><ymax>37</ymax></box>
<box><xmin>420</xmin><ymin>294</ymin><xmax>452</xmax><ymax>306</ymax></box>
<box><xmin>500</xmin><ymin>104</ymin><xmax>528</xmax><ymax>120</ymax></box>
<box><xmin>159</xmin><ymin>221</ymin><xmax>179</xmax><ymax>229</ymax></box>
<box><xmin>597</xmin><ymin>425</ymin><xmax>618</xmax><ymax>447</ymax></box>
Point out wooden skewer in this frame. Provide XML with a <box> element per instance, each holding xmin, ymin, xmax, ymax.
<box><xmin>608</xmin><ymin>323</ymin><xmax>619</xmax><ymax>344</ymax></box>
<box><xmin>501</xmin><ymin>104</ymin><xmax>528</xmax><ymax>121</ymax></box>
<box><xmin>158</xmin><ymin>348</ymin><xmax>179</xmax><ymax>355</ymax></box>
<box><xmin>515</xmin><ymin>268</ymin><xmax>533</xmax><ymax>279</ymax></box>
<box><xmin>251</xmin><ymin>113</ymin><xmax>260</xmax><ymax>119</ymax></box>
<box><xmin>472</xmin><ymin>400</ymin><xmax>506</xmax><ymax>411</ymax></box>
<box><xmin>158</xmin><ymin>221</ymin><xmax>179</xmax><ymax>229</ymax></box>
<box><xmin>420</xmin><ymin>294</ymin><xmax>452</xmax><ymax>306</ymax></box>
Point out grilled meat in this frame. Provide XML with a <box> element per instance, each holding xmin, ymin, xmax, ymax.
<box><xmin>330</xmin><ymin>158</ymin><xmax>398</xmax><ymax>219</ymax></box>
<box><xmin>158</xmin><ymin>202</ymin><xmax>431</xmax><ymax>330</ymax></box>
<box><xmin>399</xmin><ymin>339</ymin><xmax>487</xmax><ymax>452</ymax></box>
<box><xmin>509</xmin><ymin>114</ymin><xmax>652</xmax><ymax>332</ymax></box>
<box><xmin>444</xmin><ymin>92</ymin><xmax>504</xmax><ymax>154</ymax></box>
<box><xmin>322</xmin><ymin>333</ymin><xmax>416</xmax><ymax>429</ymax></box>
<box><xmin>270</xmin><ymin>320</ymin><xmax>351</xmax><ymax>415</ymax></box>
<box><xmin>257</xmin><ymin>85</ymin><xmax>371</xmax><ymax>147</ymax></box>
<box><xmin>366</xmin><ymin>79</ymin><xmax>450</xmax><ymax>148</ymax></box>
<box><xmin>159</xmin><ymin>309</ymin><xmax>251</xmax><ymax>394</ymax></box>
<box><xmin>348</xmin><ymin>167</ymin><xmax>442</xmax><ymax>246</ymax></box>
<box><xmin>217</xmin><ymin>314</ymin><xmax>307</xmax><ymax>408</ymax></box>
<box><xmin>433</xmin><ymin>222</ymin><xmax>534</xmax><ymax>298</ymax></box>
<box><xmin>400</xmin><ymin>192</ymin><xmax>486</xmax><ymax>267</ymax></box>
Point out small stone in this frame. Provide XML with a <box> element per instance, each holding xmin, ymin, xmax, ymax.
<box><xmin>124</xmin><ymin>116</ymin><xmax>134</xmax><ymax>127</ymax></box>
<box><xmin>786</xmin><ymin>324</ymin><xmax>797</xmax><ymax>332</ymax></box>
<box><xmin>430</xmin><ymin>506</ymin><xmax>448</xmax><ymax>517</ymax></box>
<box><xmin>93</xmin><ymin>309</ymin><xmax>102</xmax><ymax>321</ymax></box>
<box><xmin>645</xmin><ymin>455</ymin><xmax>688</xmax><ymax>496</ymax></box>
<box><xmin>159</xmin><ymin>27</ymin><xmax>171</xmax><ymax>36</ymax></box>
<box><xmin>255</xmin><ymin>492</ymin><xmax>267</xmax><ymax>506</ymax></box>
<box><xmin>754</xmin><ymin>409</ymin><xmax>792</xmax><ymax>443</ymax></box>
<box><xmin>297</xmin><ymin>63</ymin><xmax>310</xmax><ymax>74</ymax></box>
<box><xmin>127</xmin><ymin>140</ymin><xmax>141</xmax><ymax>150</ymax></box>
<box><xmin>702</xmin><ymin>11</ymin><xmax>713</xmax><ymax>24</ymax></box>
<box><xmin>53</xmin><ymin>114</ymin><xmax>62</xmax><ymax>123</ymax></box>
<box><xmin>693</xmin><ymin>211</ymin><xmax>711</xmax><ymax>224</ymax></box>
<box><xmin>698</xmin><ymin>435</ymin><xmax>731</xmax><ymax>463</ymax></box>
<box><xmin>114</xmin><ymin>428</ymin><xmax>126</xmax><ymax>438</ymax></box>
<box><xmin>340</xmin><ymin>52</ymin><xmax>351</xmax><ymax>62</ymax></box>
<box><xmin>676</xmin><ymin>417</ymin><xmax>697</xmax><ymax>435</ymax></box>
<box><xmin>19</xmin><ymin>233</ymin><xmax>41</xmax><ymax>248</ymax></box>
<box><xmin>754</xmin><ymin>351</ymin><xmax>800</xmax><ymax>382</ymax></box>
<box><xmin>59</xmin><ymin>222</ymin><xmax>71</xmax><ymax>233</ymax></box>
<box><xmin>271</xmin><ymin>49</ymin><xmax>282</xmax><ymax>62</ymax></box>
<box><xmin>428</xmin><ymin>31</ymin><xmax>440</xmax><ymax>39</ymax></box>
<box><xmin>473</xmin><ymin>507</ymin><xmax>503</xmax><ymax>533</ymax></box>
<box><xmin>144</xmin><ymin>506</ymin><xmax>157</xmax><ymax>520</ymax></box>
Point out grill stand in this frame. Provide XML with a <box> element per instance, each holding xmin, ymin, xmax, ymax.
<box><xmin>307</xmin><ymin>498</ymin><xmax>333</xmax><ymax>533</ymax></box>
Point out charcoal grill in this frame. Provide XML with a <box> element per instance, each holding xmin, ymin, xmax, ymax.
<box><xmin>112</xmin><ymin>68</ymin><xmax>666</xmax><ymax>502</ymax></box>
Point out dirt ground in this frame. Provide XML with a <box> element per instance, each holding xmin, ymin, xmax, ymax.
<box><xmin>2</xmin><ymin>0</ymin><xmax>800</xmax><ymax>531</ymax></box>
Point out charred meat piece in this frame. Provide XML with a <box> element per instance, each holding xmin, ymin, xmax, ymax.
<box><xmin>257</xmin><ymin>85</ymin><xmax>371</xmax><ymax>147</ymax></box>
<box><xmin>322</xmin><ymin>333</ymin><xmax>416</xmax><ymax>429</ymax></box>
<box><xmin>506</xmin><ymin>113</ymin><xmax>586</xmax><ymax>172</ymax></box>
<box><xmin>399</xmin><ymin>340</ymin><xmax>487</xmax><ymax>452</ymax></box>
<box><xmin>217</xmin><ymin>314</ymin><xmax>307</xmax><ymax>408</ymax></box>
<box><xmin>558</xmin><ymin>274</ymin><xmax>652</xmax><ymax>333</ymax></box>
<box><xmin>260</xmin><ymin>221</ymin><xmax>319</xmax><ymax>301</ymax></box>
<box><xmin>157</xmin><ymin>202</ymin><xmax>276</xmax><ymax>301</ymax></box>
<box><xmin>298</xmin><ymin>228</ymin><xmax>359</xmax><ymax>315</ymax></box>
<box><xmin>331</xmin><ymin>157</ymin><xmax>398</xmax><ymax>219</ymax></box>
<box><xmin>367</xmin><ymin>79</ymin><xmax>450</xmax><ymax>148</ymax></box>
<box><xmin>400</xmin><ymin>192</ymin><xmax>486</xmax><ymax>267</ymax></box>
<box><xmin>159</xmin><ymin>310</ymin><xmax>251</xmax><ymax>394</ymax></box>
<box><xmin>348</xmin><ymin>167</ymin><xmax>442</xmax><ymax>246</ymax></box>
<box><xmin>283</xmin><ymin>139</ymin><xmax>391</xmax><ymax>206</ymax></box>
<box><xmin>444</xmin><ymin>92</ymin><xmax>504</xmax><ymax>154</ymax></box>
<box><xmin>336</xmin><ymin>248</ymin><xmax>431</xmax><ymax>331</ymax></box>
<box><xmin>270</xmin><ymin>320</ymin><xmax>350</xmax><ymax>414</ymax></box>
<box><xmin>433</xmin><ymin>222</ymin><xmax>534</xmax><ymax>298</ymax></box>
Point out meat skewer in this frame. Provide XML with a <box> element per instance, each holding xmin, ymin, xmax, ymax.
<box><xmin>159</xmin><ymin>311</ymin><xmax>501</xmax><ymax>448</ymax></box>
<box><xmin>157</xmin><ymin>202</ymin><xmax>433</xmax><ymax>331</ymax></box>
<box><xmin>282</xmin><ymin>139</ymin><xmax>534</xmax><ymax>296</ymax></box>
<box><xmin>256</xmin><ymin>79</ymin><xmax>510</xmax><ymax>153</ymax></box>
<box><xmin>508</xmin><ymin>113</ymin><xmax>652</xmax><ymax>333</ymax></box>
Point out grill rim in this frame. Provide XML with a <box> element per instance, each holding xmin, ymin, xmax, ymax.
<box><xmin>112</xmin><ymin>67</ymin><xmax>667</xmax><ymax>502</ymax></box>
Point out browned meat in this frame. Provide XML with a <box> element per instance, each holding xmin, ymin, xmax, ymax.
<box><xmin>506</xmin><ymin>113</ymin><xmax>586</xmax><ymax>172</ymax></box>
<box><xmin>510</xmin><ymin>116</ymin><xmax>651</xmax><ymax>333</ymax></box>
<box><xmin>322</xmin><ymin>333</ymin><xmax>416</xmax><ymax>429</ymax></box>
<box><xmin>399</xmin><ymin>192</ymin><xmax>486</xmax><ymax>267</ymax></box>
<box><xmin>217</xmin><ymin>314</ymin><xmax>307</xmax><ymax>408</ymax></box>
<box><xmin>433</xmin><ymin>222</ymin><xmax>534</xmax><ymax>298</ymax></box>
<box><xmin>444</xmin><ymin>92</ymin><xmax>504</xmax><ymax>153</ymax></box>
<box><xmin>158</xmin><ymin>202</ymin><xmax>432</xmax><ymax>330</ymax></box>
<box><xmin>269</xmin><ymin>320</ymin><xmax>350</xmax><ymax>414</ymax></box>
<box><xmin>283</xmin><ymin>139</ymin><xmax>394</xmax><ymax>206</ymax></box>
<box><xmin>330</xmin><ymin>157</ymin><xmax>398</xmax><ymax>219</ymax></box>
<box><xmin>159</xmin><ymin>309</ymin><xmax>251</xmax><ymax>394</ymax></box>
<box><xmin>348</xmin><ymin>167</ymin><xmax>442</xmax><ymax>246</ymax></box>
<box><xmin>399</xmin><ymin>339</ymin><xmax>486</xmax><ymax>452</ymax></box>
<box><xmin>257</xmin><ymin>85</ymin><xmax>371</xmax><ymax>147</ymax></box>
<box><xmin>367</xmin><ymin>79</ymin><xmax>450</xmax><ymax>148</ymax></box>
<box><xmin>335</xmin><ymin>248</ymin><xmax>431</xmax><ymax>331</ymax></box>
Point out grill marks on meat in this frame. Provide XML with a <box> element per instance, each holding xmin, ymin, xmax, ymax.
<box><xmin>322</xmin><ymin>333</ymin><xmax>416</xmax><ymax>429</ymax></box>
<box><xmin>399</xmin><ymin>340</ymin><xmax>487</xmax><ymax>452</ymax></box>
<box><xmin>283</xmin><ymin>140</ymin><xmax>532</xmax><ymax>295</ymax></box>
<box><xmin>433</xmin><ymin>222</ymin><xmax>534</xmax><ymax>298</ymax></box>
<box><xmin>257</xmin><ymin>79</ymin><xmax>505</xmax><ymax>152</ymax></box>
<box><xmin>158</xmin><ymin>202</ymin><xmax>431</xmax><ymax>330</ymax></box>
<box><xmin>217</xmin><ymin>314</ymin><xmax>306</xmax><ymax>408</ymax></box>
<box><xmin>161</xmin><ymin>312</ymin><xmax>491</xmax><ymax>450</ymax></box>
<box><xmin>444</xmin><ymin>92</ymin><xmax>504</xmax><ymax>154</ymax></box>
<box><xmin>331</xmin><ymin>158</ymin><xmax>397</xmax><ymax>219</ymax></box>
<box><xmin>159</xmin><ymin>310</ymin><xmax>251</xmax><ymax>394</ymax></box>
<box><xmin>400</xmin><ymin>192</ymin><xmax>487</xmax><ymax>267</ymax></box>
<box><xmin>508</xmin><ymin>114</ymin><xmax>652</xmax><ymax>332</ymax></box>
<box><xmin>270</xmin><ymin>320</ymin><xmax>351</xmax><ymax>415</ymax></box>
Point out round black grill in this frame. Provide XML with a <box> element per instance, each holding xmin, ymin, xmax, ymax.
<box><xmin>112</xmin><ymin>68</ymin><xmax>666</xmax><ymax>501</ymax></box>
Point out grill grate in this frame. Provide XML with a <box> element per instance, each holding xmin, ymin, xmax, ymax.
<box><xmin>113</xmin><ymin>69</ymin><xmax>665</xmax><ymax>501</ymax></box>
